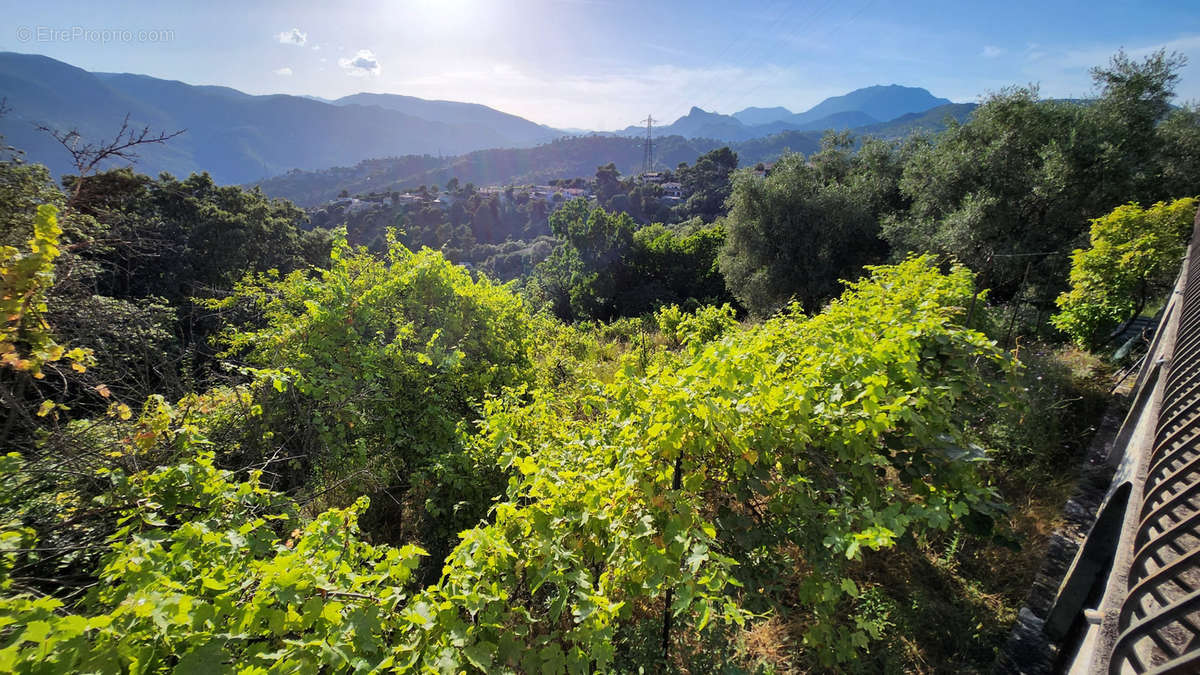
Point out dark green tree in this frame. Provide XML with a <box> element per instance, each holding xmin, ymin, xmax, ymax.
<box><xmin>629</xmin><ymin>219</ymin><xmax>733</xmax><ymax>312</ymax></box>
<box><xmin>594</xmin><ymin>162</ymin><xmax>623</xmax><ymax>208</ymax></box>
<box><xmin>883</xmin><ymin>50</ymin><xmax>1192</xmax><ymax>306</ymax></box>
<box><xmin>543</xmin><ymin>200</ymin><xmax>634</xmax><ymax>319</ymax></box>
<box><xmin>676</xmin><ymin>147</ymin><xmax>738</xmax><ymax>222</ymax></box>
<box><xmin>1156</xmin><ymin>105</ymin><xmax>1200</xmax><ymax>201</ymax></box>
<box><xmin>1085</xmin><ymin>49</ymin><xmax>1188</xmax><ymax>206</ymax></box>
<box><xmin>719</xmin><ymin>141</ymin><xmax>893</xmax><ymax>317</ymax></box>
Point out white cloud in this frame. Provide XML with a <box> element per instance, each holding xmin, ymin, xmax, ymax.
<box><xmin>339</xmin><ymin>49</ymin><xmax>381</xmax><ymax>77</ymax></box>
<box><xmin>277</xmin><ymin>28</ymin><xmax>307</xmax><ymax>46</ymax></box>
<box><xmin>982</xmin><ymin>45</ymin><xmax>1005</xmax><ymax>58</ymax></box>
<box><xmin>273</xmin><ymin>67</ymin><xmax>293</xmax><ymax>76</ymax></box>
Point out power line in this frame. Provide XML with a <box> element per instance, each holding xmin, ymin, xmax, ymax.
<box><xmin>640</xmin><ymin>115</ymin><xmax>655</xmax><ymax>173</ymax></box>
<box><xmin>991</xmin><ymin>250</ymin><xmax>1070</xmax><ymax>258</ymax></box>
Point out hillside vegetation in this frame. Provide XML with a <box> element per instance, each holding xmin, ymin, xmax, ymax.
<box><xmin>0</xmin><ymin>49</ymin><xmax>1198</xmax><ymax>673</ymax></box>
<box><xmin>251</xmin><ymin>105</ymin><xmax>979</xmax><ymax>208</ymax></box>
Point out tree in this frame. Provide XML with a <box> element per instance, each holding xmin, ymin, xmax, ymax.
<box><xmin>0</xmin><ymin>163</ymin><xmax>178</xmax><ymax>440</ymax></box>
<box><xmin>1156</xmin><ymin>105</ymin><xmax>1200</xmax><ymax>201</ymax></box>
<box><xmin>594</xmin><ymin>162</ymin><xmax>623</xmax><ymax>207</ymax></box>
<box><xmin>883</xmin><ymin>51</ymin><xmax>1193</xmax><ymax>307</ymax></box>
<box><xmin>548</xmin><ymin>199</ymin><xmax>634</xmax><ymax>270</ymax></box>
<box><xmin>676</xmin><ymin>147</ymin><xmax>738</xmax><ymax>222</ymax></box>
<box><xmin>628</xmin><ymin>181</ymin><xmax>670</xmax><ymax>225</ymax></box>
<box><xmin>82</xmin><ymin>170</ymin><xmax>329</xmax><ymax>307</ymax></box>
<box><xmin>1086</xmin><ymin>49</ymin><xmax>1188</xmax><ymax>207</ymax></box>
<box><xmin>533</xmin><ymin>199</ymin><xmax>637</xmax><ymax>320</ymax></box>
<box><xmin>719</xmin><ymin>146</ymin><xmax>890</xmax><ymax>317</ymax></box>
<box><xmin>882</xmin><ymin>88</ymin><xmax>1093</xmax><ymax>303</ymax></box>
<box><xmin>398</xmin><ymin>257</ymin><xmax>1013</xmax><ymax>669</ymax></box>
<box><xmin>470</xmin><ymin>195</ymin><xmax>499</xmax><ymax>243</ymax></box>
<box><xmin>1052</xmin><ymin>198</ymin><xmax>1198</xmax><ymax>347</ymax></box>
<box><xmin>629</xmin><ymin>220</ymin><xmax>733</xmax><ymax>312</ymax></box>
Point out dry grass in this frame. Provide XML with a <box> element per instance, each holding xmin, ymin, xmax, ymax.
<box><xmin>739</xmin><ymin>615</ymin><xmax>800</xmax><ymax>674</ymax></box>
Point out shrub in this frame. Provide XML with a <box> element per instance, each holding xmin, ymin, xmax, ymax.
<box><xmin>211</xmin><ymin>231</ymin><xmax>534</xmax><ymax>550</ymax></box>
<box><xmin>1052</xmin><ymin>198</ymin><xmax>1198</xmax><ymax>347</ymax></box>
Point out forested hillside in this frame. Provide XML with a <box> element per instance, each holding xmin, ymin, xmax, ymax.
<box><xmin>250</xmin><ymin>103</ymin><xmax>979</xmax><ymax>208</ymax></box>
<box><xmin>252</xmin><ymin>135</ymin><xmax>747</xmax><ymax>208</ymax></box>
<box><xmin>1</xmin><ymin>50</ymin><xmax>1199</xmax><ymax>673</ymax></box>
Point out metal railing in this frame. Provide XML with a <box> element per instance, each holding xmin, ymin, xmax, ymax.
<box><xmin>1109</xmin><ymin>211</ymin><xmax>1200</xmax><ymax>675</ymax></box>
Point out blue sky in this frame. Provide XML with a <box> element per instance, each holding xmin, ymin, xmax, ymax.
<box><xmin>2</xmin><ymin>0</ymin><xmax>1198</xmax><ymax>129</ymax></box>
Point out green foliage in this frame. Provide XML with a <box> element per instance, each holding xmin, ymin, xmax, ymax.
<box><xmin>631</xmin><ymin>220</ymin><xmax>732</xmax><ymax>312</ymax></box>
<box><xmin>1087</xmin><ymin>49</ymin><xmax>1187</xmax><ymax>203</ymax></box>
<box><xmin>214</xmin><ymin>232</ymin><xmax>533</xmax><ymax>548</ymax></box>
<box><xmin>549</xmin><ymin>199</ymin><xmax>634</xmax><ymax>272</ymax></box>
<box><xmin>0</xmin><ymin>205</ymin><xmax>93</xmax><ymax>378</ymax></box>
<box><xmin>593</xmin><ymin>163</ymin><xmax>624</xmax><ymax>209</ymax></box>
<box><xmin>656</xmin><ymin>303</ymin><xmax>738</xmax><ymax>352</ymax></box>
<box><xmin>984</xmin><ymin>345</ymin><xmax>1110</xmax><ymax>471</ymax></box>
<box><xmin>676</xmin><ymin>147</ymin><xmax>739</xmax><ymax>222</ymax></box>
<box><xmin>1052</xmin><ymin>198</ymin><xmax>1198</xmax><ymax>347</ymax></box>
<box><xmin>523</xmin><ymin>316</ymin><xmax>631</xmax><ymax>392</ymax></box>
<box><xmin>396</xmin><ymin>256</ymin><xmax>1013</xmax><ymax>668</ymax></box>
<box><xmin>0</xmin><ymin>162</ymin><xmax>67</xmax><ymax>251</ymax></box>
<box><xmin>536</xmin><ymin>199</ymin><xmax>636</xmax><ymax>320</ymax></box>
<box><xmin>81</xmin><ymin>170</ymin><xmax>331</xmax><ymax>305</ymax></box>
<box><xmin>392</xmin><ymin>385</ymin><xmax>745</xmax><ymax>672</ymax></box>
<box><xmin>884</xmin><ymin>51</ymin><xmax>1193</xmax><ymax>308</ymax></box>
<box><xmin>0</xmin><ymin>447</ymin><xmax>427</xmax><ymax>674</ymax></box>
<box><xmin>0</xmin><ymin>163</ymin><xmax>335</xmax><ymax>427</ymax></box>
<box><xmin>1156</xmin><ymin>105</ymin><xmax>1200</xmax><ymax>201</ymax></box>
<box><xmin>532</xmin><ymin>202</ymin><xmax>733</xmax><ymax>321</ymax></box>
<box><xmin>719</xmin><ymin>138</ymin><xmax>896</xmax><ymax>316</ymax></box>
<box><xmin>882</xmin><ymin>88</ymin><xmax>1094</xmax><ymax>302</ymax></box>
<box><xmin>8</xmin><ymin>49</ymin><xmax>1184</xmax><ymax>672</ymax></box>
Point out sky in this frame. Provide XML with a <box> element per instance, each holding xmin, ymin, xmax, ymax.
<box><xmin>2</xmin><ymin>0</ymin><xmax>1199</xmax><ymax>130</ymax></box>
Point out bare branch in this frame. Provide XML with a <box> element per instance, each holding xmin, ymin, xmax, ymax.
<box><xmin>36</xmin><ymin>114</ymin><xmax>185</xmax><ymax>204</ymax></box>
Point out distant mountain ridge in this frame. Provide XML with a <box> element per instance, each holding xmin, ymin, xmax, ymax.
<box><xmin>331</xmin><ymin>93</ymin><xmax>558</xmax><ymax>147</ymax></box>
<box><xmin>614</xmin><ymin>85</ymin><xmax>953</xmax><ymax>142</ymax></box>
<box><xmin>0</xmin><ymin>52</ymin><xmax>967</xmax><ymax>190</ymax></box>
<box><xmin>250</xmin><ymin>97</ymin><xmax>980</xmax><ymax>209</ymax></box>
<box><xmin>853</xmin><ymin>102</ymin><xmax>978</xmax><ymax>138</ymax></box>
<box><xmin>0</xmin><ymin>52</ymin><xmax>564</xmax><ymax>184</ymax></box>
<box><xmin>786</xmin><ymin>84</ymin><xmax>951</xmax><ymax>125</ymax></box>
<box><xmin>731</xmin><ymin>106</ymin><xmax>793</xmax><ymax>126</ymax></box>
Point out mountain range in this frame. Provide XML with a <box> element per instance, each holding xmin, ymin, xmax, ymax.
<box><xmin>0</xmin><ymin>51</ymin><xmax>968</xmax><ymax>190</ymax></box>
<box><xmin>611</xmin><ymin>85</ymin><xmax>951</xmax><ymax>142</ymax></box>
<box><xmin>0</xmin><ymin>52</ymin><xmax>561</xmax><ymax>184</ymax></box>
<box><xmin>251</xmin><ymin>101</ymin><xmax>978</xmax><ymax>209</ymax></box>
